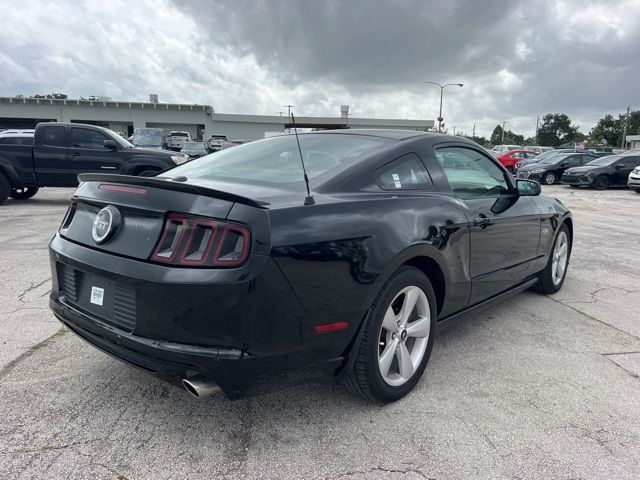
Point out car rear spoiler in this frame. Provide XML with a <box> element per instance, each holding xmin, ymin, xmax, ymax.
<box><xmin>77</xmin><ymin>174</ymin><xmax>270</xmax><ymax>208</ymax></box>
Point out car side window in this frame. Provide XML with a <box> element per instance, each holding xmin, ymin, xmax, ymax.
<box><xmin>435</xmin><ymin>146</ymin><xmax>510</xmax><ymax>198</ymax></box>
<box><xmin>566</xmin><ymin>156</ymin><xmax>582</xmax><ymax>167</ymax></box>
<box><xmin>0</xmin><ymin>137</ymin><xmax>15</xmax><ymax>144</ymax></box>
<box><xmin>71</xmin><ymin>128</ymin><xmax>110</xmax><ymax>150</ymax></box>
<box><xmin>376</xmin><ymin>153</ymin><xmax>432</xmax><ymax>190</ymax></box>
<box><xmin>618</xmin><ymin>157</ymin><xmax>640</xmax><ymax>168</ymax></box>
<box><xmin>41</xmin><ymin>126</ymin><xmax>66</xmax><ymax>147</ymax></box>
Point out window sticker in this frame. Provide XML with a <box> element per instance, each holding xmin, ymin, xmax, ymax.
<box><xmin>392</xmin><ymin>173</ymin><xmax>402</xmax><ymax>188</ymax></box>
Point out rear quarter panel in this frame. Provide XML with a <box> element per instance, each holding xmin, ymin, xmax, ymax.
<box><xmin>268</xmin><ymin>194</ymin><xmax>472</xmax><ymax>334</ymax></box>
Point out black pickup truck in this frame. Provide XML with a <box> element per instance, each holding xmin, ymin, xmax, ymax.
<box><xmin>0</xmin><ymin>123</ymin><xmax>188</xmax><ymax>203</ymax></box>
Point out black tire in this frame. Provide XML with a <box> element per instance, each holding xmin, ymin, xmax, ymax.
<box><xmin>632</xmin><ymin>188</ymin><xmax>640</xmax><ymax>194</ymax></box>
<box><xmin>593</xmin><ymin>175</ymin><xmax>610</xmax><ymax>190</ymax></box>
<box><xmin>10</xmin><ymin>186</ymin><xmax>39</xmax><ymax>200</ymax></box>
<box><xmin>533</xmin><ymin>223</ymin><xmax>571</xmax><ymax>294</ymax></box>
<box><xmin>345</xmin><ymin>266</ymin><xmax>437</xmax><ymax>403</ymax></box>
<box><xmin>542</xmin><ymin>172</ymin><xmax>557</xmax><ymax>185</ymax></box>
<box><xmin>0</xmin><ymin>173</ymin><xmax>10</xmax><ymax>204</ymax></box>
<box><xmin>569</xmin><ymin>185</ymin><xmax>580</xmax><ymax>189</ymax></box>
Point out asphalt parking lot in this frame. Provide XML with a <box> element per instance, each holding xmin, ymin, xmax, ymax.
<box><xmin>1</xmin><ymin>186</ymin><xmax>639</xmax><ymax>479</ymax></box>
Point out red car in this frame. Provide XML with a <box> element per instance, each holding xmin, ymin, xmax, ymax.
<box><xmin>496</xmin><ymin>149</ymin><xmax>538</xmax><ymax>173</ymax></box>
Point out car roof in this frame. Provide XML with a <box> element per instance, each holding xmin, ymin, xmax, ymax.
<box><xmin>310</xmin><ymin>129</ymin><xmax>444</xmax><ymax>141</ymax></box>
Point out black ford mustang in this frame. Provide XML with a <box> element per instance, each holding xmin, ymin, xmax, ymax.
<box><xmin>49</xmin><ymin>130</ymin><xmax>572</xmax><ymax>403</ymax></box>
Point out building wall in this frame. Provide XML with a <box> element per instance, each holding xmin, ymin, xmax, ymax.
<box><xmin>0</xmin><ymin>98</ymin><xmax>434</xmax><ymax>142</ymax></box>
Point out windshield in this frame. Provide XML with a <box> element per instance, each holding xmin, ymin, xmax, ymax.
<box><xmin>182</xmin><ymin>142</ymin><xmax>205</xmax><ymax>151</ymax></box>
<box><xmin>535</xmin><ymin>150</ymin><xmax>559</xmax><ymax>160</ymax></box>
<box><xmin>541</xmin><ymin>153</ymin><xmax>573</xmax><ymax>164</ymax></box>
<box><xmin>586</xmin><ymin>155</ymin><xmax>623</xmax><ymax>166</ymax></box>
<box><xmin>107</xmin><ymin>130</ymin><xmax>133</xmax><ymax>148</ymax></box>
<box><xmin>132</xmin><ymin>134</ymin><xmax>163</xmax><ymax>147</ymax></box>
<box><xmin>168</xmin><ymin>134</ymin><xmax>391</xmax><ymax>189</ymax></box>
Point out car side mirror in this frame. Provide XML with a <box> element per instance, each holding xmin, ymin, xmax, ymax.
<box><xmin>516</xmin><ymin>179</ymin><xmax>541</xmax><ymax>196</ymax></box>
<box><xmin>104</xmin><ymin>139</ymin><xmax>119</xmax><ymax>150</ymax></box>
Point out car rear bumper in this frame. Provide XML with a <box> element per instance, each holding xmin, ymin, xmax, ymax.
<box><xmin>48</xmin><ymin>235</ymin><xmax>350</xmax><ymax>396</ymax></box>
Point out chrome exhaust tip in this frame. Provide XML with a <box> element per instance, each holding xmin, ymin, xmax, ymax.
<box><xmin>182</xmin><ymin>375</ymin><xmax>222</xmax><ymax>399</ymax></box>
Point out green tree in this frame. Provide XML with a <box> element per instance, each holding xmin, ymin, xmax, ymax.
<box><xmin>589</xmin><ymin>110</ymin><xmax>640</xmax><ymax>148</ymax></box>
<box><xmin>490</xmin><ymin>124</ymin><xmax>524</xmax><ymax>145</ymax></box>
<box><xmin>536</xmin><ymin>113</ymin><xmax>580</xmax><ymax>146</ymax></box>
<box><xmin>490</xmin><ymin>124</ymin><xmax>504</xmax><ymax>145</ymax></box>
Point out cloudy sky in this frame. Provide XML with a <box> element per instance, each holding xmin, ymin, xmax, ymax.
<box><xmin>1</xmin><ymin>0</ymin><xmax>638</xmax><ymax>137</ymax></box>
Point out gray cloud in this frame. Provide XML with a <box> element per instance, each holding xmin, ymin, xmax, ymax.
<box><xmin>0</xmin><ymin>0</ymin><xmax>638</xmax><ymax>138</ymax></box>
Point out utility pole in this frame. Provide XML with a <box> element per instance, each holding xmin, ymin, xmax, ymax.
<box><xmin>472</xmin><ymin>122</ymin><xmax>476</xmax><ymax>137</ymax></box>
<box><xmin>501</xmin><ymin>122</ymin><xmax>507</xmax><ymax>144</ymax></box>
<box><xmin>278</xmin><ymin>111</ymin><xmax>283</xmax><ymax>116</ymax></box>
<box><xmin>283</xmin><ymin>105</ymin><xmax>294</xmax><ymax>117</ymax></box>
<box><xmin>535</xmin><ymin>115</ymin><xmax>540</xmax><ymax>142</ymax></box>
<box><xmin>452</xmin><ymin>126</ymin><xmax>456</xmax><ymax>136</ymax></box>
<box><xmin>621</xmin><ymin>106</ymin><xmax>631</xmax><ymax>149</ymax></box>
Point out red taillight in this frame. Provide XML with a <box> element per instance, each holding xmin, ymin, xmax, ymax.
<box><xmin>151</xmin><ymin>213</ymin><xmax>250</xmax><ymax>267</ymax></box>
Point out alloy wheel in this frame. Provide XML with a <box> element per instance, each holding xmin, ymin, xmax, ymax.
<box><xmin>551</xmin><ymin>231</ymin><xmax>569</xmax><ymax>286</ymax></box>
<box><xmin>543</xmin><ymin>172</ymin><xmax>556</xmax><ymax>185</ymax></box>
<box><xmin>377</xmin><ymin>286</ymin><xmax>430</xmax><ymax>387</ymax></box>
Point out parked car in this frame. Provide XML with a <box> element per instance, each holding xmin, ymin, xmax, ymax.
<box><xmin>48</xmin><ymin>130</ymin><xmax>572</xmax><ymax>403</ymax></box>
<box><xmin>491</xmin><ymin>144</ymin><xmax>521</xmax><ymax>155</ymax></box>
<box><xmin>131</xmin><ymin>128</ymin><xmax>167</xmax><ymax>150</ymax></box>
<box><xmin>628</xmin><ymin>165</ymin><xmax>640</xmax><ymax>193</ymax></box>
<box><xmin>0</xmin><ymin>130</ymin><xmax>35</xmax><ymax>146</ymax></box>
<box><xmin>496</xmin><ymin>149</ymin><xmax>538</xmax><ymax>173</ymax></box>
<box><xmin>0</xmin><ymin>122</ymin><xmax>189</xmax><ymax>204</ymax></box>
<box><xmin>206</xmin><ymin>134</ymin><xmax>234</xmax><ymax>152</ymax></box>
<box><xmin>517</xmin><ymin>152</ymin><xmax>599</xmax><ymax>185</ymax></box>
<box><xmin>181</xmin><ymin>141</ymin><xmax>209</xmax><ymax>159</ymax></box>
<box><xmin>166</xmin><ymin>131</ymin><xmax>192</xmax><ymax>151</ymax></box>
<box><xmin>525</xmin><ymin>146</ymin><xmax>554</xmax><ymax>155</ymax></box>
<box><xmin>561</xmin><ymin>154</ymin><xmax>640</xmax><ymax>190</ymax></box>
<box><xmin>516</xmin><ymin>148</ymin><xmax>575</xmax><ymax>170</ymax></box>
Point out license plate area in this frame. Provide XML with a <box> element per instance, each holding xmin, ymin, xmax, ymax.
<box><xmin>58</xmin><ymin>264</ymin><xmax>137</xmax><ymax>332</ymax></box>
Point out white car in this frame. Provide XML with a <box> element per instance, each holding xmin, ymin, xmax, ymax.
<box><xmin>206</xmin><ymin>134</ymin><xmax>234</xmax><ymax>152</ymax></box>
<box><xmin>491</xmin><ymin>144</ymin><xmax>522</xmax><ymax>154</ymax></box>
<box><xmin>628</xmin><ymin>166</ymin><xmax>640</xmax><ymax>193</ymax></box>
<box><xmin>166</xmin><ymin>131</ymin><xmax>192</xmax><ymax>151</ymax></box>
<box><xmin>0</xmin><ymin>129</ymin><xmax>34</xmax><ymax>145</ymax></box>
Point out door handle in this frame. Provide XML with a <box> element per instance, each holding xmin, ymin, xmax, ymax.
<box><xmin>473</xmin><ymin>215</ymin><xmax>493</xmax><ymax>228</ymax></box>
<box><xmin>72</xmin><ymin>152</ymin><xmax>81</xmax><ymax>156</ymax></box>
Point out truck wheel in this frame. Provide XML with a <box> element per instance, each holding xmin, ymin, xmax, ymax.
<box><xmin>0</xmin><ymin>174</ymin><xmax>10</xmax><ymax>204</ymax></box>
<box><xmin>10</xmin><ymin>186</ymin><xmax>40</xmax><ymax>200</ymax></box>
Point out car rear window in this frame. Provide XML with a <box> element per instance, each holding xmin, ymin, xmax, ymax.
<box><xmin>169</xmin><ymin>134</ymin><xmax>392</xmax><ymax>188</ymax></box>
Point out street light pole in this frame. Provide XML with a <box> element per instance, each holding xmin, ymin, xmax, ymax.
<box><xmin>535</xmin><ymin>115</ymin><xmax>540</xmax><ymax>142</ymax></box>
<box><xmin>452</xmin><ymin>126</ymin><xmax>456</xmax><ymax>136</ymax></box>
<box><xmin>501</xmin><ymin>122</ymin><xmax>507</xmax><ymax>144</ymax></box>
<box><xmin>424</xmin><ymin>81</ymin><xmax>463</xmax><ymax>133</ymax></box>
<box><xmin>283</xmin><ymin>105</ymin><xmax>294</xmax><ymax>117</ymax></box>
